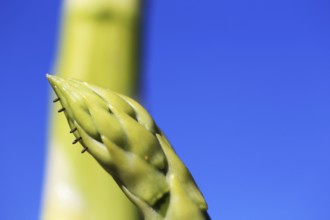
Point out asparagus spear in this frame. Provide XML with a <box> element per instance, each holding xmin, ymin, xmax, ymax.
<box><xmin>42</xmin><ymin>1</ymin><xmax>142</xmax><ymax>219</ymax></box>
<box><xmin>47</xmin><ymin>75</ymin><xmax>210</xmax><ymax>220</ymax></box>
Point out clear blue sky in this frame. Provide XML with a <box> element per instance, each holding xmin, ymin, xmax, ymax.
<box><xmin>0</xmin><ymin>0</ymin><xmax>329</xmax><ymax>219</ymax></box>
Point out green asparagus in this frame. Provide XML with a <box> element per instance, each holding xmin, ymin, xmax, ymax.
<box><xmin>47</xmin><ymin>75</ymin><xmax>210</xmax><ymax>220</ymax></box>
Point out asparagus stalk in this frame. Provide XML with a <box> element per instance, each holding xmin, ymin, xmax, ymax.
<box><xmin>47</xmin><ymin>75</ymin><xmax>210</xmax><ymax>220</ymax></box>
<box><xmin>42</xmin><ymin>0</ymin><xmax>142</xmax><ymax>219</ymax></box>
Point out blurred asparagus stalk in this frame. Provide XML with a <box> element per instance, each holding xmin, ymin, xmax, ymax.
<box><xmin>47</xmin><ymin>75</ymin><xmax>210</xmax><ymax>220</ymax></box>
<box><xmin>41</xmin><ymin>0</ymin><xmax>142</xmax><ymax>219</ymax></box>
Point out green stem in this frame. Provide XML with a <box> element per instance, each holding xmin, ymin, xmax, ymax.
<box><xmin>41</xmin><ymin>0</ymin><xmax>142</xmax><ymax>219</ymax></box>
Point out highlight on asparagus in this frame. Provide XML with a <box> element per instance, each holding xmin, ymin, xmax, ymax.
<box><xmin>47</xmin><ymin>75</ymin><xmax>210</xmax><ymax>220</ymax></box>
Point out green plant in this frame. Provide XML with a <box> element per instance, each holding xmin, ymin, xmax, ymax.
<box><xmin>42</xmin><ymin>1</ymin><xmax>142</xmax><ymax>219</ymax></box>
<box><xmin>47</xmin><ymin>75</ymin><xmax>210</xmax><ymax>220</ymax></box>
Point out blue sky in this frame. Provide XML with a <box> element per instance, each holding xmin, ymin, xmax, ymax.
<box><xmin>0</xmin><ymin>0</ymin><xmax>329</xmax><ymax>219</ymax></box>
